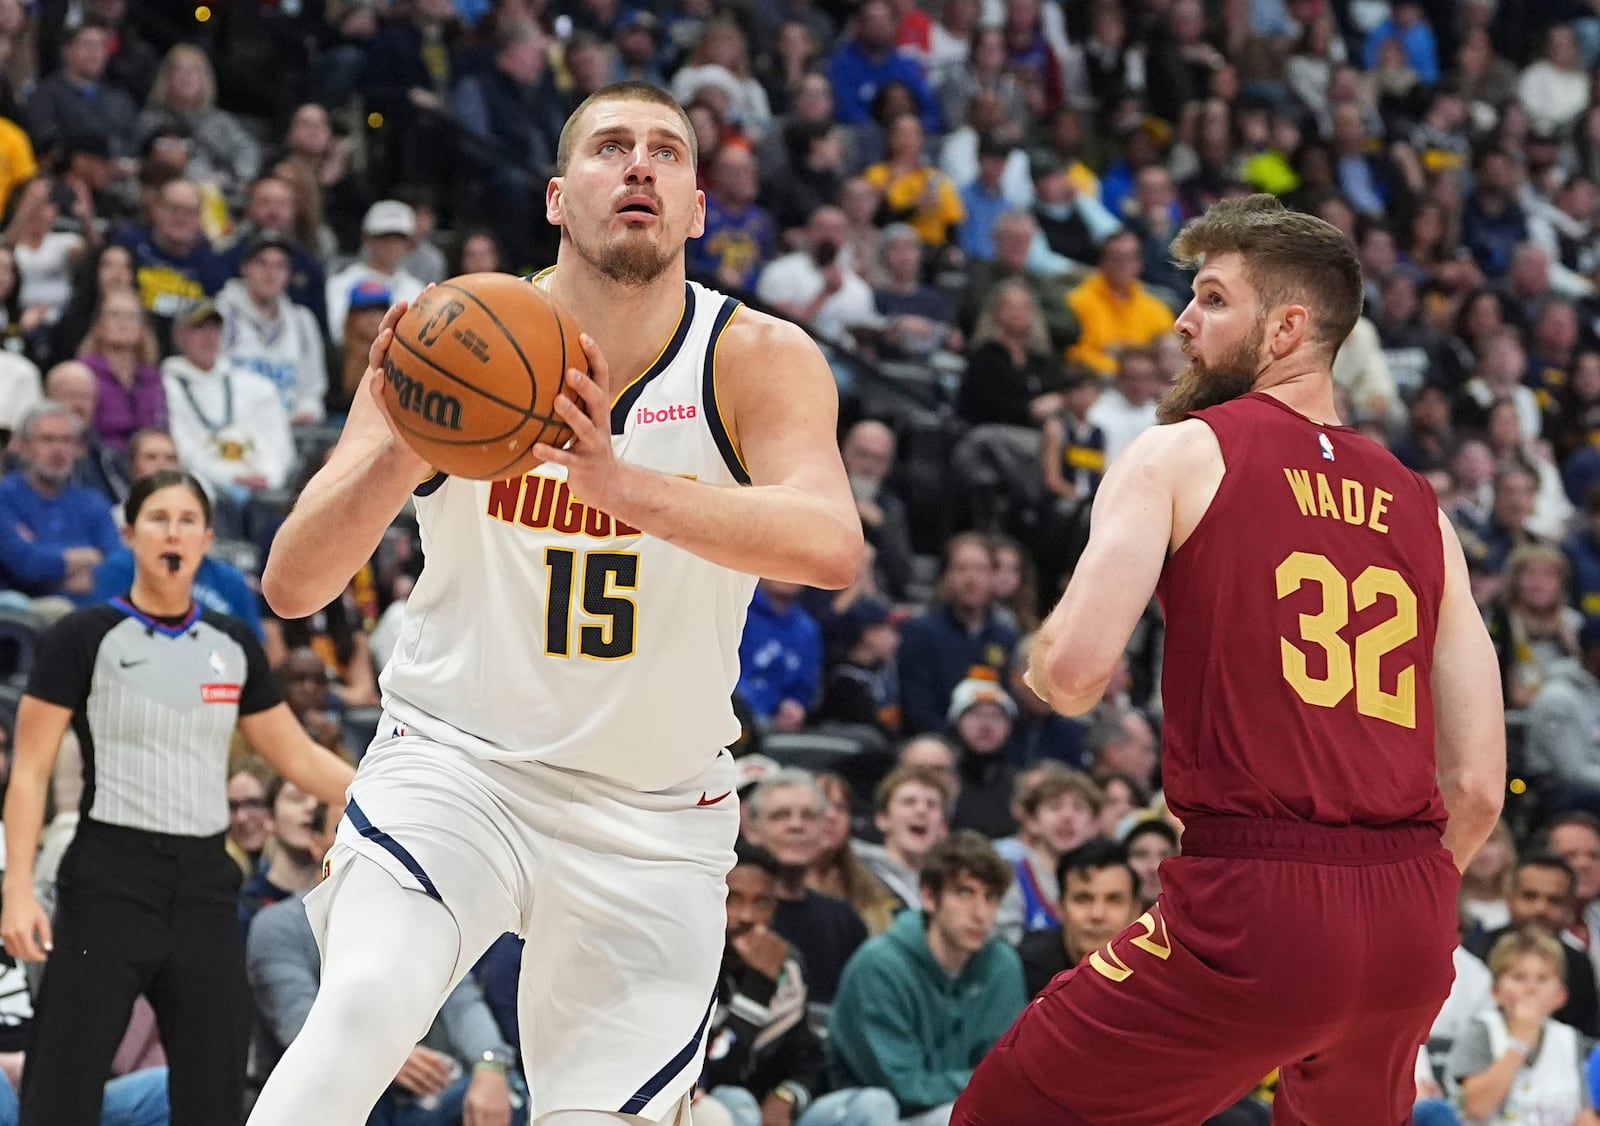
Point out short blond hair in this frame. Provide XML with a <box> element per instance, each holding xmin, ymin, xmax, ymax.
<box><xmin>556</xmin><ymin>81</ymin><xmax>697</xmax><ymax>175</ymax></box>
<box><xmin>1487</xmin><ymin>928</ymin><xmax>1565</xmax><ymax>981</ymax></box>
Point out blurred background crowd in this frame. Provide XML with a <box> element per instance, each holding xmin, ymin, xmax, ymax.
<box><xmin>0</xmin><ymin>0</ymin><xmax>1595</xmax><ymax>1122</ymax></box>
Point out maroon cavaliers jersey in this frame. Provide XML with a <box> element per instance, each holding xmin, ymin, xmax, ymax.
<box><xmin>1157</xmin><ymin>393</ymin><xmax>1447</xmax><ymax>831</ymax></box>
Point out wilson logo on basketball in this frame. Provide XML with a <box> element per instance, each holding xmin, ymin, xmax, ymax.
<box><xmin>385</xmin><ymin>359</ymin><xmax>464</xmax><ymax>431</ymax></box>
<box><xmin>200</xmin><ymin>683</ymin><xmax>242</xmax><ymax>704</ymax></box>
<box><xmin>635</xmin><ymin>403</ymin><xmax>697</xmax><ymax>426</ymax></box>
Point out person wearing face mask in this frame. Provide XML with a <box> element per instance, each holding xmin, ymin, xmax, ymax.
<box><xmin>0</xmin><ymin>469</ymin><xmax>353</xmax><ymax>1126</ymax></box>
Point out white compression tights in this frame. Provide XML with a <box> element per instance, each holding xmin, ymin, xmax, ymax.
<box><xmin>246</xmin><ymin>854</ymin><xmax>466</xmax><ymax>1126</ymax></box>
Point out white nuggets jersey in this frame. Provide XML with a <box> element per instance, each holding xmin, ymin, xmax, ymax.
<box><xmin>380</xmin><ymin>278</ymin><xmax>758</xmax><ymax>791</ymax></box>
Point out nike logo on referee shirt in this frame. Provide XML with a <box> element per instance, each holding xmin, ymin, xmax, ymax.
<box><xmin>119</xmin><ymin>658</ymin><xmax>148</xmax><ymax>668</ymax></box>
<box><xmin>697</xmin><ymin>790</ymin><xmax>732</xmax><ymax>807</ymax></box>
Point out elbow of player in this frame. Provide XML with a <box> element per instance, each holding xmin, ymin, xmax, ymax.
<box><xmin>260</xmin><ymin>567</ymin><xmax>318</xmax><ymax>622</ymax></box>
<box><xmin>1040</xmin><ymin>657</ymin><xmax>1109</xmax><ymax>717</ymax></box>
<box><xmin>811</xmin><ymin>521</ymin><xmax>866</xmax><ymax>591</ymax></box>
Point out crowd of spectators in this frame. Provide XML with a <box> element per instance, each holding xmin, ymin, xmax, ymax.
<box><xmin>0</xmin><ymin>0</ymin><xmax>1598</xmax><ymax>1122</ymax></box>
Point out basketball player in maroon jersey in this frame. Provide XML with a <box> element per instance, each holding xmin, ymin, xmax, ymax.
<box><xmin>951</xmin><ymin>195</ymin><xmax>1506</xmax><ymax>1125</ymax></box>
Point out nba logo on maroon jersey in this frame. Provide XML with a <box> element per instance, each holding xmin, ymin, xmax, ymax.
<box><xmin>1319</xmin><ymin>433</ymin><xmax>1335</xmax><ymax>461</ymax></box>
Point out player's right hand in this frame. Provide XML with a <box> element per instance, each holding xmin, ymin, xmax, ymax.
<box><xmin>394</xmin><ymin>1044</ymin><xmax>455</xmax><ymax>1096</ymax></box>
<box><xmin>0</xmin><ymin>888</ymin><xmax>52</xmax><ymax>962</ymax></box>
<box><xmin>362</xmin><ymin>301</ymin><xmax>432</xmax><ymax>481</ymax></box>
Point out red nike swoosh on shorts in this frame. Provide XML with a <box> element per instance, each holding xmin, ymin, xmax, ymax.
<box><xmin>697</xmin><ymin>790</ymin><xmax>733</xmax><ymax>807</ymax></box>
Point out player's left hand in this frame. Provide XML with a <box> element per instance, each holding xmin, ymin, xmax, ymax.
<box><xmin>533</xmin><ymin>332</ymin><xmax>627</xmax><ymax>511</ymax></box>
<box><xmin>462</xmin><ymin>1067</ymin><xmax>513</xmax><ymax>1126</ymax></box>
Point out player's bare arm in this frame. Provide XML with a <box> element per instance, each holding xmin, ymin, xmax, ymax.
<box><xmin>1431</xmin><ymin>507</ymin><xmax>1505</xmax><ymax>872</ymax></box>
<box><xmin>535</xmin><ymin>309</ymin><xmax>864</xmax><ymax>589</ymax></box>
<box><xmin>237</xmin><ymin>704</ymin><xmax>358</xmax><ymax>808</ymax></box>
<box><xmin>1029</xmin><ymin>420</ymin><xmax>1216</xmax><ymax>714</ymax></box>
<box><xmin>261</xmin><ymin>302</ymin><xmax>433</xmax><ymax>619</ymax></box>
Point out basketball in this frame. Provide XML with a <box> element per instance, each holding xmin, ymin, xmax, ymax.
<box><xmin>383</xmin><ymin>273</ymin><xmax>584</xmax><ymax>481</ymax></box>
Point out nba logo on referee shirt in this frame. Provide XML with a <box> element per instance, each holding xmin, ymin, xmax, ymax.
<box><xmin>200</xmin><ymin>649</ymin><xmax>242</xmax><ymax>704</ymax></box>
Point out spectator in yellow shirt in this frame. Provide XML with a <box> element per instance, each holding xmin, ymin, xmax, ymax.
<box><xmin>1064</xmin><ymin>230</ymin><xmax>1176</xmax><ymax>374</ymax></box>
<box><xmin>0</xmin><ymin>114</ymin><xmax>35</xmax><ymax>216</ymax></box>
<box><xmin>864</xmin><ymin>113</ymin><xmax>965</xmax><ymax>248</ymax></box>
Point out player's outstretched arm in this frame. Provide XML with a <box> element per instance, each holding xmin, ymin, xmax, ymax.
<box><xmin>238</xmin><ymin>703</ymin><xmax>357</xmax><ymax>808</ymax></box>
<box><xmin>1432</xmin><ymin>508</ymin><xmax>1505</xmax><ymax>873</ymax></box>
<box><xmin>538</xmin><ymin>312</ymin><xmax>863</xmax><ymax>589</ymax></box>
<box><xmin>261</xmin><ymin>303</ymin><xmax>434</xmax><ymax>620</ymax></box>
<box><xmin>1027</xmin><ymin>423</ymin><xmax>1200</xmax><ymax>715</ymax></box>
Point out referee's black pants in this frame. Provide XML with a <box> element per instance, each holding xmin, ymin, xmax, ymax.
<box><xmin>20</xmin><ymin>818</ymin><xmax>250</xmax><ymax>1126</ymax></box>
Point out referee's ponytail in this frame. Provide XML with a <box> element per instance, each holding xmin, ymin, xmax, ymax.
<box><xmin>125</xmin><ymin>470</ymin><xmax>214</xmax><ymax>528</ymax></box>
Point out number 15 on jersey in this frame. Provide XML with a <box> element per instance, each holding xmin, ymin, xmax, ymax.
<box><xmin>544</xmin><ymin>548</ymin><xmax>639</xmax><ymax>660</ymax></box>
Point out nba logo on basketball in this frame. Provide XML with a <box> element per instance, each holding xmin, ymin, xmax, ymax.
<box><xmin>418</xmin><ymin>299</ymin><xmax>466</xmax><ymax>347</ymax></box>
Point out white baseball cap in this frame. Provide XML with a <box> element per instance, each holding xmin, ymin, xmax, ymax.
<box><xmin>362</xmin><ymin>199</ymin><xmax>416</xmax><ymax>239</ymax></box>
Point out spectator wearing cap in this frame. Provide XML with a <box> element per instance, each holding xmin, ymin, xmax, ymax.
<box><xmin>219</xmin><ymin>175</ymin><xmax>329</xmax><ymax>334</ymax></box>
<box><xmin>332</xmin><ymin>280</ymin><xmax>392</xmax><ymax>416</ymax></box>
<box><xmin>453</xmin><ymin>18</ymin><xmax>565</xmax><ymax>273</ymax></box>
<box><xmin>947</xmin><ymin>675</ymin><xmax>1019</xmax><ymax>839</ymax></box>
<box><xmin>162</xmin><ymin>300</ymin><xmax>293</xmax><ymax>516</ymax></box>
<box><xmin>114</xmin><ymin>178</ymin><xmax>228</xmax><ymax>349</ymax></box>
<box><xmin>828</xmin><ymin>0</ymin><xmax>939</xmax><ymax>132</ymax></box>
<box><xmin>0</xmin><ymin>401</ymin><xmax>120</xmax><ymax>610</ymax></box>
<box><xmin>688</xmin><ymin>146</ymin><xmax>777</xmax><ymax>293</ymax></box>
<box><xmin>814</xmin><ymin>596</ymin><xmax>904</xmax><ymax>735</ymax></box>
<box><xmin>737</xmin><ymin>578</ymin><xmax>823</xmax><ymax>733</ymax></box>
<box><xmin>23</xmin><ymin>23</ymin><xmax>139</xmax><ymax>159</ymax></box>
<box><xmin>1064</xmin><ymin>230</ymin><xmax>1176</xmax><ymax>376</ymax></box>
<box><xmin>216</xmin><ymin>230</ymin><xmax>327</xmax><ymax>424</ymax></box>
<box><xmin>78</xmin><ymin>287</ymin><xmax>166</xmax><ymax>454</ymax></box>
<box><xmin>324</xmin><ymin>200</ymin><xmax>425</xmax><ymax>346</ymax></box>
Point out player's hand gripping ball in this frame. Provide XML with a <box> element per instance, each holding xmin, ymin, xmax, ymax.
<box><xmin>383</xmin><ymin>273</ymin><xmax>585</xmax><ymax>480</ymax></box>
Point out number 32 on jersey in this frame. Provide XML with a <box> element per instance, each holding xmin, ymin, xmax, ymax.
<box><xmin>1275</xmin><ymin>551</ymin><xmax>1418</xmax><ymax>728</ymax></box>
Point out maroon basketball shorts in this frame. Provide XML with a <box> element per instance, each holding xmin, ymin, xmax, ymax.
<box><xmin>953</xmin><ymin>817</ymin><xmax>1461</xmax><ymax>1126</ymax></box>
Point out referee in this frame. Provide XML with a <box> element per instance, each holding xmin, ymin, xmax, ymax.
<box><xmin>0</xmin><ymin>470</ymin><xmax>355</xmax><ymax>1126</ymax></box>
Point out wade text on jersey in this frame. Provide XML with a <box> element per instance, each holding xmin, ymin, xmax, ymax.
<box><xmin>1282</xmin><ymin>468</ymin><xmax>1393</xmax><ymax>534</ymax></box>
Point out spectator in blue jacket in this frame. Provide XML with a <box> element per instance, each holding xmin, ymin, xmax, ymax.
<box><xmin>738</xmin><ymin>578</ymin><xmax>823</xmax><ymax>731</ymax></box>
<box><xmin>1361</xmin><ymin>2</ymin><xmax>1441</xmax><ymax>86</ymax></box>
<box><xmin>898</xmin><ymin>533</ymin><xmax>1021</xmax><ymax>733</ymax></box>
<box><xmin>828</xmin><ymin>0</ymin><xmax>939</xmax><ymax>132</ymax></box>
<box><xmin>0</xmin><ymin>402</ymin><xmax>120</xmax><ymax>611</ymax></box>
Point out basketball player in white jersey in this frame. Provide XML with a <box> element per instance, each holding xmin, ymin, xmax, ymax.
<box><xmin>247</xmin><ymin>83</ymin><xmax>863</xmax><ymax>1126</ymax></box>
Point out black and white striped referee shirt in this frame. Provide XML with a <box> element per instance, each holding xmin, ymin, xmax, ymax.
<box><xmin>26</xmin><ymin>597</ymin><xmax>281</xmax><ymax>836</ymax></box>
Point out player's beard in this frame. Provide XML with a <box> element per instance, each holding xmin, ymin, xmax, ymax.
<box><xmin>567</xmin><ymin>220</ymin><xmax>676</xmax><ymax>287</ymax></box>
<box><xmin>1157</xmin><ymin>320</ymin><xmax>1267</xmax><ymax>424</ymax></box>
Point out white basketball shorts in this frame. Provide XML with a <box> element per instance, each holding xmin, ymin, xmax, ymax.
<box><xmin>305</xmin><ymin>716</ymin><xmax>740</xmax><ymax>1122</ymax></box>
